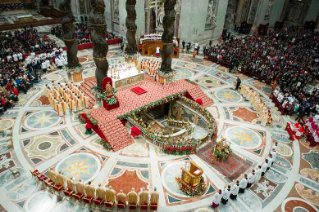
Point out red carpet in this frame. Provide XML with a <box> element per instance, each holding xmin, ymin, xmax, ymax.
<box><xmin>131</xmin><ymin>86</ymin><xmax>147</xmax><ymax>95</ymax></box>
<box><xmin>197</xmin><ymin>142</ymin><xmax>253</xmax><ymax>181</ymax></box>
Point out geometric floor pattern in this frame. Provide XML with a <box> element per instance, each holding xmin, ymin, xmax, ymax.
<box><xmin>0</xmin><ymin>48</ymin><xmax>318</xmax><ymax>212</ymax></box>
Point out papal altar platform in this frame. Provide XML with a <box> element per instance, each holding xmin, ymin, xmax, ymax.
<box><xmin>79</xmin><ymin>77</ymin><xmax>213</xmax><ymax>151</ymax></box>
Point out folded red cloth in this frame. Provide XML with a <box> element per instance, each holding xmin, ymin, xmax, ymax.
<box><xmin>131</xmin><ymin>87</ymin><xmax>147</xmax><ymax>95</ymax></box>
<box><xmin>131</xmin><ymin>126</ymin><xmax>141</xmax><ymax>137</ymax></box>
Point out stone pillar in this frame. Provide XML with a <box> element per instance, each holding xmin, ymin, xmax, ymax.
<box><xmin>160</xmin><ymin>0</ymin><xmax>177</xmax><ymax>73</ymax></box>
<box><xmin>59</xmin><ymin>0</ymin><xmax>80</xmax><ymax>68</ymax></box>
<box><xmin>145</xmin><ymin>0</ymin><xmax>151</xmax><ymax>34</ymax></box>
<box><xmin>235</xmin><ymin>0</ymin><xmax>245</xmax><ymax>27</ymax></box>
<box><xmin>125</xmin><ymin>0</ymin><xmax>137</xmax><ymax>55</ymax></box>
<box><xmin>91</xmin><ymin>0</ymin><xmax>109</xmax><ymax>89</ymax></box>
<box><xmin>174</xmin><ymin>10</ymin><xmax>180</xmax><ymax>37</ymax></box>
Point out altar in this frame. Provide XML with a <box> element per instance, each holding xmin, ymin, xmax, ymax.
<box><xmin>109</xmin><ymin>62</ymin><xmax>145</xmax><ymax>88</ymax></box>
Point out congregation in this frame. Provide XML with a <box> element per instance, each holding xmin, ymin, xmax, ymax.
<box><xmin>51</xmin><ymin>23</ymin><xmax>121</xmax><ymax>44</ymax></box>
<box><xmin>203</xmin><ymin>27</ymin><xmax>319</xmax><ymax>120</ymax></box>
<box><xmin>0</xmin><ymin>26</ymin><xmax>65</xmax><ymax>115</ymax></box>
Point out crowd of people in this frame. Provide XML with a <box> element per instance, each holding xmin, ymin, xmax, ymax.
<box><xmin>203</xmin><ymin>27</ymin><xmax>319</xmax><ymax>120</ymax></box>
<box><xmin>211</xmin><ymin>142</ymin><xmax>278</xmax><ymax>210</ymax></box>
<box><xmin>51</xmin><ymin>23</ymin><xmax>121</xmax><ymax>44</ymax></box>
<box><xmin>0</xmin><ymin>26</ymin><xmax>63</xmax><ymax>115</ymax></box>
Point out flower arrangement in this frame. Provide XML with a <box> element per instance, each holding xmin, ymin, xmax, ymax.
<box><xmin>86</xmin><ymin>114</ymin><xmax>98</xmax><ymax>125</ymax></box>
<box><xmin>181</xmin><ymin>176</ymin><xmax>206</xmax><ymax>197</ymax></box>
<box><xmin>211</xmin><ymin>139</ymin><xmax>232</xmax><ymax>162</ymax></box>
<box><xmin>163</xmin><ymin>144</ymin><xmax>197</xmax><ymax>155</ymax></box>
<box><xmin>99</xmin><ymin>88</ymin><xmax>117</xmax><ymax>105</ymax></box>
<box><xmin>78</xmin><ymin>114</ymin><xmax>86</xmax><ymax>124</ymax></box>
<box><xmin>85</xmin><ymin>123</ymin><xmax>93</xmax><ymax>135</ymax></box>
<box><xmin>99</xmin><ymin>139</ymin><xmax>113</xmax><ymax>151</ymax></box>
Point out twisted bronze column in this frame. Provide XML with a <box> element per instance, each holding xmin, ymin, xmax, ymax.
<box><xmin>125</xmin><ymin>0</ymin><xmax>137</xmax><ymax>54</ymax></box>
<box><xmin>59</xmin><ymin>0</ymin><xmax>80</xmax><ymax>68</ymax></box>
<box><xmin>91</xmin><ymin>0</ymin><xmax>109</xmax><ymax>89</ymax></box>
<box><xmin>161</xmin><ymin>0</ymin><xmax>177</xmax><ymax>73</ymax></box>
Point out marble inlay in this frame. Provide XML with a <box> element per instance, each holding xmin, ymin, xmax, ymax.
<box><xmin>25</xmin><ymin>111</ymin><xmax>61</xmax><ymax>130</ymax></box>
<box><xmin>302</xmin><ymin>150</ymin><xmax>319</xmax><ymax>170</ymax></box>
<box><xmin>24</xmin><ymin>192</ymin><xmax>56</xmax><ymax>212</ymax></box>
<box><xmin>215</xmin><ymin>89</ymin><xmax>242</xmax><ymax>103</ymax></box>
<box><xmin>225</xmin><ymin>126</ymin><xmax>262</xmax><ymax>149</ymax></box>
<box><xmin>55</xmin><ymin>153</ymin><xmax>101</xmax><ymax>183</ymax></box>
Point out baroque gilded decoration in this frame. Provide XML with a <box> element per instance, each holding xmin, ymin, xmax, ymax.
<box><xmin>59</xmin><ymin>0</ymin><xmax>80</xmax><ymax>68</ymax></box>
<box><xmin>125</xmin><ymin>0</ymin><xmax>137</xmax><ymax>54</ymax></box>
<box><xmin>205</xmin><ymin>0</ymin><xmax>217</xmax><ymax>30</ymax></box>
<box><xmin>91</xmin><ymin>0</ymin><xmax>109</xmax><ymax>89</ymax></box>
<box><xmin>160</xmin><ymin>0</ymin><xmax>177</xmax><ymax>73</ymax></box>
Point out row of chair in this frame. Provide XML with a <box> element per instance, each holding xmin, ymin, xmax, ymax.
<box><xmin>31</xmin><ymin>169</ymin><xmax>159</xmax><ymax>211</ymax></box>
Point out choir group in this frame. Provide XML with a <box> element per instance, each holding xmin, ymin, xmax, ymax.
<box><xmin>44</xmin><ymin>80</ymin><xmax>90</xmax><ymax>116</ymax></box>
<box><xmin>240</xmin><ymin>84</ymin><xmax>273</xmax><ymax>126</ymax></box>
<box><xmin>140</xmin><ymin>59</ymin><xmax>161</xmax><ymax>76</ymax></box>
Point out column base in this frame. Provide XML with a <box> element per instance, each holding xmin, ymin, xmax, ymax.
<box><xmin>66</xmin><ymin>65</ymin><xmax>83</xmax><ymax>83</ymax></box>
<box><xmin>155</xmin><ymin>69</ymin><xmax>175</xmax><ymax>85</ymax></box>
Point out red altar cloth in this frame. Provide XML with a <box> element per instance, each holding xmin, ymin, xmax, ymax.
<box><xmin>131</xmin><ymin>126</ymin><xmax>141</xmax><ymax>137</ymax></box>
<box><xmin>196</xmin><ymin>98</ymin><xmax>203</xmax><ymax>106</ymax></box>
<box><xmin>131</xmin><ymin>86</ymin><xmax>147</xmax><ymax>95</ymax></box>
<box><xmin>103</xmin><ymin>99</ymin><xmax>120</xmax><ymax>111</ymax></box>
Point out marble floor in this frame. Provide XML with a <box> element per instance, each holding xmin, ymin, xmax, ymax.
<box><xmin>0</xmin><ymin>49</ymin><xmax>318</xmax><ymax>212</ymax></box>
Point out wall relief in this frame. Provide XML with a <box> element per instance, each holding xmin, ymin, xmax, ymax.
<box><xmin>112</xmin><ymin>0</ymin><xmax>120</xmax><ymax>23</ymax></box>
<box><xmin>264</xmin><ymin>0</ymin><xmax>275</xmax><ymax>21</ymax></box>
<box><xmin>247</xmin><ymin>0</ymin><xmax>260</xmax><ymax>24</ymax></box>
<box><xmin>205</xmin><ymin>0</ymin><xmax>217</xmax><ymax>30</ymax></box>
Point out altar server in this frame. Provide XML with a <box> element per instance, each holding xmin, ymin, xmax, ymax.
<box><xmin>247</xmin><ymin>170</ymin><xmax>256</xmax><ymax>188</ymax></box>
<box><xmin>261</xmin><ymin>159</ymin><xmax>269</xmax><ymax>177</ymax></box>
<box><xmin>211</xmin><ymin>189</ymin><xmax>222</xmax><ymax>210</ymax></box>
<box><xmin>221</xmin><ymin>185</ymin><xmax>231</xmax><ymax>204</ymax></box>
<box><xmin>239</xmin><ymin>175</ymin><xmax>248</xmax><ymax>194</ymax></box>
<box><xmin>255</xmin><ymin>166</ymin><xmax>262</xmax><ymax>183</ymax></box>
<box><xmin>230</xmin><ymin>181</ymin><xmax>239</xmax><ymax>200</ymax></box>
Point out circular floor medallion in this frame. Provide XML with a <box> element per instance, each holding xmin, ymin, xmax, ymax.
<box><xmin>225</xmin><ymin>126</ymin><xmax>262</xmax><ymax>149</ymax></box>
<box><xmin>25</xmin><ymin>192</ymin><xmax>55</xmax><ymax>212</ymax></box>
<box><xmin>46</xmin><ymin>74</ymin><xmax>62</xmax><ymax>81</ymax></box>
<box><xmin>215</xmin><ymin>89</ymin><xmax>242</xmax><ymax>103</ymax></box>
<box><xmin>55</xmin><ymin>153</ymin><xmax>101</xmax><ymax>183</ymax></box>
<box><xmin>197</xmin><ymin>76</ymin><xmax>223</xmax><ymax>88</ymax></box>
<box><xmin>25</xmin><ymin>111</ymin><xmax>61</xmax><ymax>130</ymax></box>
<box><xmin>174</xmin><ymin>68</ymin><xmax>194</xmax><ymax>80</ymax></box>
